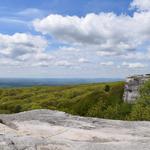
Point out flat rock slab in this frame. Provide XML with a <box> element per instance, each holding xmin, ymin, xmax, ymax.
<box><xmin>0</xmin><ymin>109</ymin><xmax>149</xmax><ymax>150</ymax></box>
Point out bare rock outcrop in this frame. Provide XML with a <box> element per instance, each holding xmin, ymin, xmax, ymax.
<box><xmin>0</xmin><ymin>109</ymin><xmax>150</xmax><ymax>150</ymax></box>
<box><xmin>123</xmin><ymin>74</ymin><xmax>150</xmax><ymax>103</ymax></box>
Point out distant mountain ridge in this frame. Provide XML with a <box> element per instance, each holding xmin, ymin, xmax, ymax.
<box><xmin>0</xmin><ymin>78</ymin><xmax>123</xmax><ymax>87</ymax></box>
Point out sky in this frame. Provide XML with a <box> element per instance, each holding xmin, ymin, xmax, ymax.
<box><xmin>0</xmin><ymin>0</ymin><xmax>150</xmax><ymax>78</ymax></box>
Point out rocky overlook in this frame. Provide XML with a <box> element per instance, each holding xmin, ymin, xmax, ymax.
<box><xmin>0</xmin><ymin>109</ymin><xmax>150</xmax><ymax>150</ymax></box>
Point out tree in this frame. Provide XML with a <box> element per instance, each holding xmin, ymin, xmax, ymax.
<box><xmin>104</xmin><ymin>85</ymin><xmax>110</xmax><ymax>92</ymax></box>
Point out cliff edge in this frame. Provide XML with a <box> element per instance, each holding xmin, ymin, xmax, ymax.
<box><xmin>123</xmin><ymin>74</ymin><xmax>150</xmax><ymax>103</ymax></box>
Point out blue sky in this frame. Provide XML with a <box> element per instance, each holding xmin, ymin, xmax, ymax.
<box><xmin>0</xmin><ymin>0</ymin><xmax>150</xmax><ymax>78</ymax></box>
<box><xmin>0</xmin><ymin>0</ymin><xmax>132</xmax><ymax>34</ymax></box>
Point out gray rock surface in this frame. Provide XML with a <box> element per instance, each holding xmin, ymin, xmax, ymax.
<box><xmin>0</xmin><ymin>109</ymin><xmax>150</xmax><ymax>150</ymax></box>
<box><xmin>123</xmin><ymin>74</ymin><xmax>150</xmax><ymax>103</ymax></box>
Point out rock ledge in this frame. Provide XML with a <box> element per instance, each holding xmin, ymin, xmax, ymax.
<box><xmin>0</xmin><ymin>109</ymin><xmax>150</xmax><ymax>150</ymax></box>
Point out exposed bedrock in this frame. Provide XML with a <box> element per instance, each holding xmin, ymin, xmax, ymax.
<box><xmin>123</xmin><ymin>74</ymin><xmax>150</xmax><ymax>103</ymax></box>
<box><xmin>0</xmin><ymin>109</ymin><xmax>150</xmax><ymax>150</ymax></box>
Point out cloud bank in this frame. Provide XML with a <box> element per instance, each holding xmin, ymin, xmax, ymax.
<box><xmin>33</xmin><ymin>9</ymin><xmax>150</xmax><ymax>57</ymax></box>
<box><xmin>0</xmin><ymin>0</ymin><xmax>150</xmax><ymax>77</ymax></box>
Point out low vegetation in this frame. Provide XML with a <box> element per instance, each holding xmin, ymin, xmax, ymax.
<box><xmin>0</xmin><ymin>81</ymin><xmax>149</xmax><ymax>121</ymax></box>
<box><xmin>129</xmin><ymin>80</ymin><xmax>150</xmax><ymax>120</ymax></box>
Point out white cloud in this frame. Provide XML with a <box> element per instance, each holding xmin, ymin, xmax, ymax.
<box><xmin>0</xmin><ymin>33</ymin><xmax>53</xmax><ymax>66</ymax></box>
<box><xmin>100</xmin><ymin>61</ymin><xmax>114</xmax><ymax>66</ymax></box>
<box><xmin>96</xmin><ymin>51</ymin><xmax>118</xmax><ymax>57</ymax></box>
<box><xmin>78</xmin><ymin>58</ymin><xmax>90</xmax><ymax>63</ymax></box>
<box><xmin>0</xmin><ymin>33</ymin><xmax>47</xmax><ymax>56</ymax></box>
<box><xmin>33</xmin><ymin>11</ymin><xmax>150</xmax><ymax>56</ymax></box>
<box><xmin>32</xmin><ymin>61</ymin><xmax>49</xmax><ymax>67</ymax></box>
<box><xmin>34</xmin><ymin>52</ymin><xmax>54</xmax><ymax>61</ymax></box>
<box><xmin>0</xmin><ymin>58</ymin><xmax>20</xmax><ymax>66</ymax></box>
<box><xmin>17</xmin><ymin>8</ymin><xmax>44</xmax><ymax>17</ymax></box>
<box><xmin>55</xmin><ymin>60</ymin><xmax>73</xmax><ymax>67</ymax></box>
<box><xmin>130</xmin><ymin>0</ymin><xmax>150</xmax><ymax>11</ymax></box>
<box><xmin>0</xmin><ymin>17</ymin><xmax>26</xmax><ymax>24</ymax></box>
<box><xmin>122</xmin><ymin>62</ymin><xmax>147</xmax><ymax>68</ymax></box>
<box><xmin>1</xmin><ymin>0</ymin><xmax>150</xmax><ymax>77</ymax></box>
<box><xmin>59</xmin><ymin>46</ymin><xmax>80</xmax><ymax>52</ymax></box>
<box><xmin>121</xmin><ymin>52</ymin><xmax>146</xmax><ymax>60</ymax></box>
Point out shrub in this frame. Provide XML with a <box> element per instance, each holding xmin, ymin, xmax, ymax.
<box><xmin>0</xmin><ymin>81</ymin><xmax>136</xmax><ymax>120</ymax></box>
<box><xmin>14</xmin><ymin>105</ymin><xmax>22</xmax><ymax>113</ymax></box>
<box><xmin>130</xmin><ymin>80</ymin><xmax>150</xmax><ymax>121</ymax></box>
<box><xmin>104</xmin><ymin>85</ymin><xmax>110</xmax><ymax>92</ymax></box>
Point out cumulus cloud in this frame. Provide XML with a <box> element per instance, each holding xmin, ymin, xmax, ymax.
<box><xmin>0</xmin><ymin>33</ymin><xmax>47</xmax><ymax>55</ymax></box>
<box><xmin>121</xmin><ymin>52</ymin><xmax>146</xmax><ymax>60</ymax></box>
<box><xmin>0</xmin><ymin>58</ymin><xmax>20</xmax><ymax>66</ymax></box>
<box><xmin>96</xmin><ymin>51</ymin><xmax>118</xmax><ymax>57</ymax></box>
<box><xmin>122</xmin><ymin>62</ymin><xmax>147</xmax><ymax>68</ymax></box>
<box><xmin>59</xmin><ymin>46</ymin><xmax>80</xmax><ymax>52</ymax></box>
<box><xmin>78</xmin><ymin>58</ymin><xmax>90</xmax><ymax>63</ymax></box>
<box><xmin>100</xmin><ymin>61</ymin><xmax>114</xmax><ymax>66</ymax></box>
<box><xmin>33</xmin><ymin>10</ymin><xmax>150</xmax><ymax>56</ymax></box>
<box><xmin>55</xmin><ymin>60</ymin><xmax>73</xmax><ymax>67</ymax></box>
<box><xmin>130</xmin><ymin>0</ymin><xmax>150</xmax><ymax>11</ymax></box>
<box><xmin>32</xmin><ymin>61</ymin><xmax>49</xmax><ymax>67</ymax></box>
<box><xmin>1</xmin><ymin>0</ymin><xmax>150</xmax><ymax>77</ymax></box>
<box><xmin>0</xmin><ymin>33</ymin><xmax>54</xmax><ymax>66</ymax></box>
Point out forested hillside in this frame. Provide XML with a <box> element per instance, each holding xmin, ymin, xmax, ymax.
<box><xmin>0</xmin><ymin>81</ymin><xmax>149</xmax><ymax>120</ymax></box>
